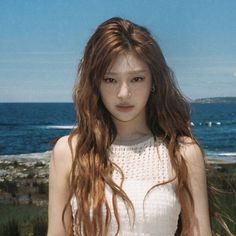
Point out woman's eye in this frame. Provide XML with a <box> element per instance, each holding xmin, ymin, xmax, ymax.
<box><xmin>131</xmin><ymin>77</ymin><xmax>144</xmax><ymax>82</ymax></box>
<box><xmin>103</xmin><ymin>78</ymin><xmax>116</xmax><ymax>83</ymax></box>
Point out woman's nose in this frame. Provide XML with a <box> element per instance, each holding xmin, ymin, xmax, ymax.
<box><xmin>117</xmin><ymin>82</ymin><xmax>131</xmax><ymax>99</ymax></box>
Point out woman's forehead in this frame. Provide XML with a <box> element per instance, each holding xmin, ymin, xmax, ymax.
<box><xmin>106</xmin><ymin>52</ymin><xmax>149</xmax><ymax>74</ymax></box>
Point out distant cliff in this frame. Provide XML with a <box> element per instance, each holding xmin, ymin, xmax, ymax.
<box><xmin>193</xmin><ymin>97</ymin><xmax>236</xmax><ymax>103</ymax></box>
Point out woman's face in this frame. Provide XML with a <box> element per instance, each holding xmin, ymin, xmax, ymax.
<box><xmin>99</xmin><ymin>52</ymin><xmax>152</xmax><ymax>125</ymax></box>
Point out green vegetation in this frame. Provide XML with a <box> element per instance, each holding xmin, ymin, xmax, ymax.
<box><xmin>0</xmin><ymin>181</ymin><xmax>18</xmax><ymax>195</ymax></box>
<box><xmin>32</xmin><ymin>217</ymin><xmax>48</xmax><ymax>236</ymax></box>
<box><xmin>0</xmin><ymin>219</ymin><xmax>20</xmax><ymax>236</ymax></box>
<box><xmin>207</xmin><ymin>163</ymin><xmax>236</xmax><ymax>235</ymax></box>
<box><xmin>0</xmin><ymin>204</ymin><xmax>47</xmax><ymax>235</ymax></box>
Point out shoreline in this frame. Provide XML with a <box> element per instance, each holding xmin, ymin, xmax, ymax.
<box><xmin>0</xmin><ymin>151</ymin><xmax>51</xmax><ymax>161</ymax></box>
<box><xmin>1</xmin><ymin>150</ymin><xmax>236</xmax><ymax>164</ymax></box>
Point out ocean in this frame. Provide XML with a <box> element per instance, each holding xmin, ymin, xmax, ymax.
<box><xmin>0</xmin><ymin>103</ymin><xmax>235</xmax><ymax>162</ymax></box>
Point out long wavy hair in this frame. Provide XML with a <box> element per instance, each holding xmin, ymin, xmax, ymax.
<box><xmin>61</xmin><ymin>17</ymin><xmax>231</xmax><ymax>236</ymax></box>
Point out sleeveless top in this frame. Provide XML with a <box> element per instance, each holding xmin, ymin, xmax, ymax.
<box><xmin>70</xmin><ymin>135</ymin><xmax>181</xmax><ymax>235</ymax></box>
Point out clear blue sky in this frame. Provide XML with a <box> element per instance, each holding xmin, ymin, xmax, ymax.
<box><xmin>0</xmin><ymin>0</ymin><xmax>236</xmax><ymax>102</ymax></box>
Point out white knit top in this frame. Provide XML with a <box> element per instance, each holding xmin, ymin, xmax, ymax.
<box><xmin>70</xmin><ymin>135</ymin><xmax>181</xmax><ymax>235</ymax></box>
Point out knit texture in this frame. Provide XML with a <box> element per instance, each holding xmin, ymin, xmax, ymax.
<box><xmin>71</xmin><ymin>136</ymin><xmax>181</xmax><ymax>235</ymax></box>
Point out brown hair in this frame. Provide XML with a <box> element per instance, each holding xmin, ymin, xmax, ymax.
<box><xmin>62</xmin><ymin>17</ymin><xmax>231</xmax><ymax>235</ymax></box>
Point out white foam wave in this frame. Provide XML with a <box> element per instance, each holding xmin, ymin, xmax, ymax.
<box><xmin>206</xmin><ymin>151</ymin><xmax>236</xmax><ymax>163</ymax></box>
<box><xmin>44</xmin><ymin>125</ymin><xmax>75</xmax><ymax>129</ymax></box>
<box><xmin>191</xmin><ymin>121</ymin><xmax>222</xmax><ymax>127</ymax></box>
<box><xmin>218</xmin><ymin>152</ymin><xmax>236</xmax><ymax>156</ymax></box>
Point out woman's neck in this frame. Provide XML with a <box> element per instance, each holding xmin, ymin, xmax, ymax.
<box><xmin>114</xmin><ymin>120</ymin><xmax>151</xmax><ymax>142</ymax></box>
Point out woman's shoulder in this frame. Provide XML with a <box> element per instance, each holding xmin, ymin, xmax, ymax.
<box><xmin>50</xmin><ymin>134</ymin><xmax>78</xmax><ymax>174</ymax></box>
<box><xmin>177</xmin><ymin>136</ymin><xmax>205</xmax><ymax>167</ymax></box>
<box><xmin>53</xmin><ymin>134</ymin><xmax>77</xmax><ymax>153</ymax></box>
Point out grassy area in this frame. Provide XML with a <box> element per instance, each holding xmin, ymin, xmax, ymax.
<box><xmin>207</xmin><ymin>163</ymin><xmax>236</xmax><ymax>235</ymax></box>
<box><xmin>0</xmin><ymin>204</ymin><xmax>47</xmax><ymax>236</ymax></box>
<box><xmin>0</xmin><ymin>204</ymin><xmax>47</xmax><ymax>225</ymax></box>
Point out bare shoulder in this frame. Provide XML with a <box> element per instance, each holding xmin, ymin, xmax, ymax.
<box><xmin>178</xmin><ymin>138</ymin><xmax>212</xmax><ymax>235</ymax></box>
<box><xmin>48</xmin><ymin>135</ymin><xmax>77</xmax><ymax>235</ymax></box>
<box><xmin>178</xmin><ymin>136</ymin><xmax>205</xmax><ymax>168</ymax></box>
<box><xmin>50</xmin><ymin>135</ymin><xmax>77</xmax><ymax>176</ymax></box>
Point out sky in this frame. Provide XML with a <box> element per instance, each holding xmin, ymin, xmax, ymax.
<box><xmin>0</xmin><ymin>0</ymin><xmax>236</xmax><ymax>102</ymax></box>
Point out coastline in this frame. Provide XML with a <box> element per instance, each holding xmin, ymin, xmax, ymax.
<box><xmin>0</xmin><ymin>150</ymin><xmax>235</xmax><ymax>190</ymax></box>
<box><xmin>1</xmin><ymin>150</ymin><xmax>236</xmax><ymax>163</ymax></box>
<box><xmin>0</xmin><ymin>150</ymin><xmax>235</xmax><ymax>187</ymax></box>
<box><xmin>0</xmin><ymin>151</ymin><xmax>51</xmax><ymax>161</ymax></box>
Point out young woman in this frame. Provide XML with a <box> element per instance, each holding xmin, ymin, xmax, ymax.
<box><xmin>47</xmin><ymin>17</ymin><xmax>212</xmax><ymax>236</ymax></box>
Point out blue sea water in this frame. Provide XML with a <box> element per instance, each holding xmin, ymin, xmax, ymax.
<box><xmin>0</xmin><ymin>103</ymin><xmax>235</xmax><ymax>162</ymax></box>
<box><xmin>191</xmin><ymin>103</ymin><xmax>236</xmax><ymax>162</ymax></box>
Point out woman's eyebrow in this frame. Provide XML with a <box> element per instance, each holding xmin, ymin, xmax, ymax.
<box><xmin>105</xmin><ymin>70</ymin><xmax>148</xmax><ymax>75</ymax></box>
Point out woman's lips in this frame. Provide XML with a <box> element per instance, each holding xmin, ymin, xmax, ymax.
<box><xmin>116</xmin><ymin>105</ymin><xmax>134</xmax><ymax>112</ymax></box>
